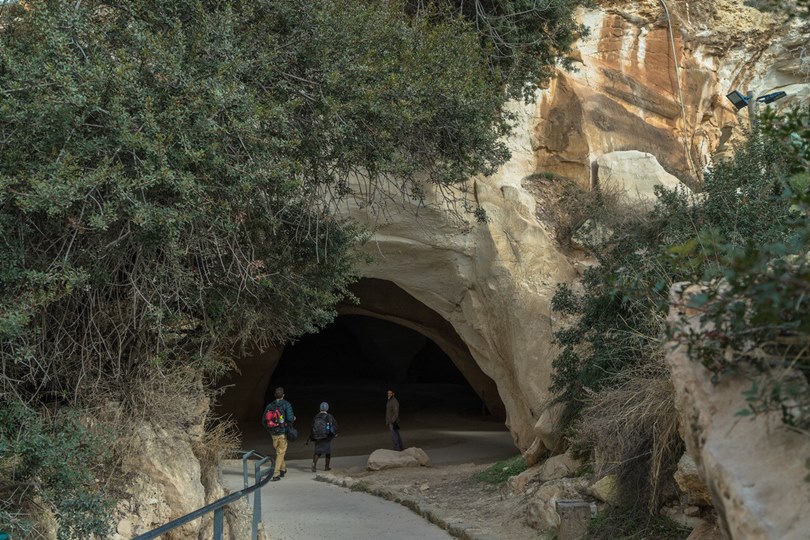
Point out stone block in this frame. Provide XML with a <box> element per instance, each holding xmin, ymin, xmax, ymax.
<box><xmin>556</xmin><ymin>499</ymin><xmax>591</xmax><ymax>540</ymax></box>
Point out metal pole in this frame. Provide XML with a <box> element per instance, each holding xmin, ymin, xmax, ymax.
<box><xmin>242</xmin><ymin>450</ymin><xmax>255</xmax><ymax>502</ymax></box>
<box><xmin>252</xmin><ymin>457</ymin><xmax>270</xmax><ymax>540</ymax></box>
<box><xmin>746</xmin><ymin>91</ymin><xmax>757</xmax><ymax>131</ymax></box>
<box><xmin>213</xmin><ymin>507</ymin><xmax>225</xmax><ymax>540</ymax></box>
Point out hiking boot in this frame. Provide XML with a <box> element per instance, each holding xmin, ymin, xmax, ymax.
<box><xmin>271</xmin><ymin>476</ymin><xmax>281</xmax><ymax>482</ymax></box>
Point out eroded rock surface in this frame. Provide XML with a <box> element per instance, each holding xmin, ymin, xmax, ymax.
<box><xmin>667</xmin><ymin>285</ymin><xmax>810</xmax><ymax>539</ymax></box>
<box><xmin>536</xmin><ymin>0</ymin><xmax>809</xmax><ymax>188</ymax></box>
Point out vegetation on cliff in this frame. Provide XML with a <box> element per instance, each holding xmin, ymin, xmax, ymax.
<box><xmin>0</xmin><ymin>0</ymin><xmax>580</xmax><ymax>536</ymax></box>
<box><xmin>550</xmin><ymin>107</ymin><xmax>810</xmax><ymax>530</ymax></box>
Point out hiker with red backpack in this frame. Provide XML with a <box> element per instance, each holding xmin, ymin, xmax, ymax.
<box><xmin>308</xmin><ymin>401</ymin><xmax>338</xmax><ymax>472</ymax></box>
<box><xmin>262</xmin><ymin>387</ymin><xmax>296</xmax><ymax>481</ymax></box>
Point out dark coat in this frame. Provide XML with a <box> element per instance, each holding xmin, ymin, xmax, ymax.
<box><xmin>265</xmin><ymin>398</ymin><xmax>295</xmax><ymax>436</ymax></box>
<box><xmin>385</xmin><ymin>396</ymin><xmax>400</xmax><ymax>426</ymax></box>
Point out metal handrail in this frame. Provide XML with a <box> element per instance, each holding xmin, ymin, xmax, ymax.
<box><xmin>133</xmin><ymin>450</ymin><xmax>273</xmax><ymax>540</ymax></box>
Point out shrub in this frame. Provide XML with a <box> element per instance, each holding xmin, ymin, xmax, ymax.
<box><xmin>474</xmin><ymin>455</ymin><xmax>527</xmax><ymax>485</ymax></box>
<box><xmin>0</xmin><ymin>400</ymin><xmax>114</xmax><ymax>540</ymax></box>
<box><xmin>575</xmin><ymin>358</ymin><xmax>683</xmax><ymax>512</ymax></box>
<box><xmin>550</xmin><ymin>108</ymin><xmax>806</xmax><ymax>518</ymax></box>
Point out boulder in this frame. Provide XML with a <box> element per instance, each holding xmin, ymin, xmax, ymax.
<box><xmin>685</xmin><ymin>521</ymin><xmax>724</xmax><ymax>540</ymax></box>
<box><xmin>401</xmin><ymin>447</ymin><xmax>431</xmax><ymax>466</ymax></box>
<box><xmin>589</xmin><ymin>475</ymin><xmax>619</xmax><ymax>505</ymax></box>
<box><xmin>507</xmin><ymin>465</ymin><xmax>544</xmax><ymax>494</ymax></box>
<box><xmin>367</xmin><ymin>448</ymin><xmax>429</xmax><ymax>471</ymax></box>
<box><xmin>537</xmin><ymin>451</ymin><xmax>583</xmax><ymax>482</ymax></box>
<box><xmin>673</xmin><ymin>453</ymin><xmax>713</xmax><ymax>506</ymax></box>
<box><xmin>596</xmin><ymin>151</ymin><xmax>690</xmax><ymax>204</ymax></box>
<box><xmin>534</xmin><ymin>403</ymin><xmax>567</xmax><ymax>454</ymax></box>
<box><xmin>522</xmin><ymin>437</ymin><xmax>547</xmax><ymax>467</ymax></box>
<box><xmin>526</xmin><ymin>485</ymin><xmax>565</xmax><ymax>530</ymax></box>
<box><xmin>526</xmin><ymin>480</ymin><xmax>587</xmax><ymax>531</ymax></box>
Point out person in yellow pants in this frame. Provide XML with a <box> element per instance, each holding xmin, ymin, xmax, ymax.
<box><xmin>262</xmin><ymin>387</ymin><xmax>295</xmax><ymax>481</ymax></box>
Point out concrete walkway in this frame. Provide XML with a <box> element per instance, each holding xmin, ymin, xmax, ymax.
<box><xmin>223</xmin><ymin>459</ymin><xmax>453</xmax><ymax>540</ymax></box>
<box><xmin>222</xmin><ymin>425</ymin><xmax>517</xmax><ymax>539</ymax></box>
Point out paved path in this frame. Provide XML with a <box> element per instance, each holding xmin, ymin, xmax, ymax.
<box><xmin>222</xmin><ymin>427</ymin><xmax>516</xmax><ymax>539</ymax></box>
<box><xmin>223</xmin><ymin>459</ymin><xmax>452</xmax><ymax>540</ymax></box>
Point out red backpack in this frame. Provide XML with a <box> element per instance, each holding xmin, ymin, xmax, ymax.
<box><xmin>263</xmin><ymin>402</ymin><xmax>285</xmax><ymax>429</ymax></box>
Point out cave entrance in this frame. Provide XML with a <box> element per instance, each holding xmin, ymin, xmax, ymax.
<box><xmin>266</xmin><ymin>314</ymin><xmax>500</xmax><ymax>457</ymax></box>
<box><xmin>222</xmin><ymin>278</ymin><xmax>508</xmax><ymax>460</ymax></box>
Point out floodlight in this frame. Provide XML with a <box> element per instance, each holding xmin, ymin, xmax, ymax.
<box><xmin>756</xmin><ymin>91</ymin><xmax>787</xmax><ymax>104</ymax></box>
<box><xmin>726</xmin><ymin>90</ymin><xmax>750</xmax><ymax>110</ymax></box>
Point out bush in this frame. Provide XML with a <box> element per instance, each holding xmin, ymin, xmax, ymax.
<box><xmin>0</xmin><ymin>400</ymin><xmax>114</xmax><ymax>540</ymax></box>
<box><xmin>575</xmin><ymin>359</ymin><xmax>683</xmax><ymax>512</ymax></box>
<box><xmin>550</xmin><ymin>108</ymin><xmax>807</xmax><ymax>516</ymax></box>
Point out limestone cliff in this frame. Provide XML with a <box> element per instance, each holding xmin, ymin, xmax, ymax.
<box><xmin>536</xmin><ymin>0</ymin><xmax>809</xmax><ymax>188</ymax></box>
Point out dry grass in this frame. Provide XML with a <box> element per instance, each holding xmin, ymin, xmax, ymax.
<box><xmin>522</xmin><ymin>171</ymin><xmax>650</xmax><ymax>250</ymax></box>
<box><xmin>194</xmin><ymin>417</ymin><xmax>242</xmax><ymax>473</ymax></box>
<box><xmin>575</xmin><ymin>354</ymin><xmax>683</xmax><ymax>512</ymax></box>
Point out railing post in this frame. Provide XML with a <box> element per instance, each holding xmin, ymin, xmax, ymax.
<box><xmin>242</xmin><ymin>450</ymin><xmax>255</xmax><ymax>502</ymax></box>
<box><xmin>252</xmin><ymin>457</ymin><xmax>271</xmax><ymax>540</ymax></box>
<box><xmin>213</xmin><ymin>507</ymin><xmax>225</xmax><ymax>540</ymax></box>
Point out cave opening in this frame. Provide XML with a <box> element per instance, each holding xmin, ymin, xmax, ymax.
<box><xmin>221</xmin><ymin>278</ymin><xmax>512</xmax><ymax>461</ymax></box>
<box><xmin>263</xmin><ymin>314</ymin><xmax>505</xmax><ymax>458</ymax></box>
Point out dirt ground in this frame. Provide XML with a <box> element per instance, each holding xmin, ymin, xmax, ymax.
<box><xmin>324</xmin><ymin>460</ymin><xmax>545</xmax><ymax>540</ymax></box>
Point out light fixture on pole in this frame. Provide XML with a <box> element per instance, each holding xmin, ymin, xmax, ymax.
<box><xmin>726</xmin><ymin>89</ymin><xmax>788</xmax><ymax>129</ymax></box>
<box><xmin>756</xmin><ymin>91</ymin><xmax>787</xmax><ymax>105</ymax></box>
<box><xmin>725</xmin><ymin>90</ymin><xmax>751</xmax><ymax>111</ymax></box>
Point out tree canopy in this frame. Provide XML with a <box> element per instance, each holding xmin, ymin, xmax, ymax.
<box><xmin>0</xmin><ymin>0</ymin><xmax>580</xmax><ymax>403</ymax></box>
<box><xmin>0</xmin><ymin>1</ymin><xmax>580</xmax><ymax>535</ymax></box>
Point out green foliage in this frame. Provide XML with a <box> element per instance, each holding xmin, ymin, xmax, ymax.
<box><xmin>406</xmin><ymin>0</ymin><xmax>586</xmax><ymax>101</ymax></box>
<box><xmin>0</xmin><ymin>0</ymin><xmax>577</xmax><ymax>403</ymax></box>
<box><xmin>550</xmin><ymin>108</ymin><xmax>808</xmax><ymax>507</ymax></box>
<box><xmin>551</xmin><ymin>124</ymin><xmax>802</xmax><ymax>421</ymax></box>
<box><xmin>0</xmin><ymin>0</ymin><xmax>579</xmax><ymax>533</ymax></box>
<box><xmin>0</xmin><ymin>400</ymin><xmax>114</xmax><ymax>540</ymax></box>
<box><xmin>474</xmin><ymin>455</ymin><xmax>527</xmax><ymax>485</ymax></box>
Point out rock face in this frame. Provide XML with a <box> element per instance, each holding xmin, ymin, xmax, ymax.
<box><xmin>597</xmin><ymin>150</ymin><xmax>690</xmax><ymax>203</ymax></box>
<box><xmin>109</xmin><ymin>388</ymin><xmax>248</xmax><ymax>540</ymax></box>
<box><xmin>667</xmin><ymin>284</ymin><xmax>810</xmax><ymax>539</ymax></box>
<box><xmin>337</xmin><ymin>99</ymin><xmax>578</xmax><ymax>456</ymax></box>
<box><xmin>673</xmin><ymin>453</ymin><xmax>713</xmax><ymax>507</ymax></box>
<box><xmin>535</xmin><ymin>0</ymin><xmax>809</xmax><ymax>188</ymax></box>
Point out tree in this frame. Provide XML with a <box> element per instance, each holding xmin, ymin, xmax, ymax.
<box><xmin>0</xmin><ymin>0</ymin><xmax>580</xmax><ymax>535</ymax></box>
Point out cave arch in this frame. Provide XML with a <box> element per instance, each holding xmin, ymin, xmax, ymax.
<box><xmin>216</xmin><ymin>278</ymin><xmax>504</xmax><ymax>432</ymax></box>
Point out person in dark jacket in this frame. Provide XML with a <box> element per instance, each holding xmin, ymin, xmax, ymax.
<box><xmin>309</xmin><ymin>402</ymin><xmax>338</xmax><ymax>472</ymax></box>
<box><xmin>386</xmin><ymin>388</ymin><xmax>404</xmax><ymax>451</ymax></box>
<box><xmin>264</xmin><ymin>387</ymin><xmax>295</xmax><ymax>481</ymax></box>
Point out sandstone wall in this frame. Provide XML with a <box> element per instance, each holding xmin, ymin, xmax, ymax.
<box><xmin>667</xmin><ymin>285</ymin><xmax>810</xmax><ymax>539</ymax></box>
<box><xmin>536</xmin><ymin>0</ymin><xmax>809</xmax><ymax>189</ymax></box>
<box><xmin>335</xmin><ymin>98</ymin><xmax>578</xmax><ymax>453</ymax></box>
